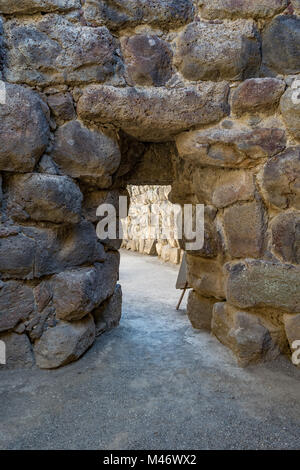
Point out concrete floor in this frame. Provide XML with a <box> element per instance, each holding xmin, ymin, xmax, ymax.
<box><xmin>0</xmin><ymin>250</ymin><xmax>299</xmax><ymax>450</ymax></box>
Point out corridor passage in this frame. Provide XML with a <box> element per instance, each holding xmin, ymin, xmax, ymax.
<box><xmin>0</xmin><ymin>251</ymin><xmax>299</xmax><ymax>450</ymax></box>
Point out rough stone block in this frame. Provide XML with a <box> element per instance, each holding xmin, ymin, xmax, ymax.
<box><xmin>52</xmin><ymin>255</ymin><xmax>119</xmax><ymax>321</ymax></box>
<box><xmin>0</xmin><ymin>281</ymin><xmax>35</xmax><ymax>332</ymax></box>
<box><xmin>83</xmin><ymin>0</ymin><xmax>194</xmax><ymax>30</ymax></box>
<box><xmin>231</xmin><ymin>78</ymin><xmax>286</xmax><ymax>116</ymax></box>
<box><xmin>7</xmin><ymin>174</ymin><xmax>83</xmax><ymax>224</ymax></box>
<box><xmin>52</xmin><ymin>120</ymin><xmax>121</xmax><ymax>185</ymax></box>
<box><xmin>0</xmin><ymin>332</ymin><xmax>34</xmax><ymax>369</ymax></box>
<box><xmin>121</xmin><ymin>34</ymin><xmax>173</xmax><ymax>86</ymax></box>
<box><xmin>0</xmin><ymin>84</ymin><xmax>49</xmax><ymax>172</ymax></box>
<box><xmin>212</xmin><ymin>302</ymin><xmax>280</xmax><ymax>367</ymax></box>
<box><xmin>4</xmin><ymin>15</ymin><xmax>123</xmax><ymax>86</ymax></box>
<box><xmin>223</xmin><ymin>201</ymin><xmax>265</xmax><ymax>258</ymax></box>
<box><xmin>200</xmin><ymin>0</ymin><xmax>288</xmax><ymax>19</ymax></box>
<box><xmin>259</xmin><ymin>147</ymin><xmax>300</xmax><ymax>210</ymax></box>
<box><xmin>0</xmin><ymin>0</ymin><xmax>81</xmax><ymax>14</ymax></box>
<box><xmin>93</xmin><ymin>284</ymin><xmax>122</xmax><ymax>335</ymax></box>
<box><xmin>187</xmin><ymin>256</ymin><xmax>225</xmax><ymax>300</ymax></box>
<box><xmin>280</xmin><ymin>86</ymin><xmax>300</xmax><ymax>141</ymax></box>
<box><xmin>34</xmin><ymin>315</ymin><xmax>96</xmax><ymax>369</ymax></box>
<box><xmin>77</xmin><ymin>83</ymin><xmax>229</xmax><ymax>142</ymax></box>
<box><xmin>174</xmin><ymin>20</ymin><xmax>261</xmax><ymax>81</ymax></box>
<box><xmin>47</xmin><ymin>92</ymin><xmax>76</xmax><ymax>125</ymax></box>
<box><xmin>270</xmin><ymin>211</ymin><xmax>300</xmax><ymax>264</ymax></box>
<box><xmin>262</xmin><ymin>15</ymin><xmax>300</xmax><ymax>75</ymax></box>
<box><xmin>212</xmin><ymin>171</ymin><xmax>255</xmax><ymax>208</ymax></box>
<box><xmin>176</xmin><ymin>126</ymin><xmax>286</xmax><ymax>168</ymax></box>
<box><xmin>187</xmin><ymin>291</ymin><xmax>215</xmax><ymax>331</ymax></box>
<box><xmin>225</xmin><ymin>260</ymin><xmax>300</xmax><ymax>313</ymax></box>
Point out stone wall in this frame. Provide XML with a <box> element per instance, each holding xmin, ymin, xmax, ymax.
<box><xmin>0</xmin><ymin>0</ymin><xmax>299</xmax><ymax>368</ymax></box>
<box><xmin>121</xmin><ymin>185</ymin><xmax>183</xmax><ymax>264</ymax></box>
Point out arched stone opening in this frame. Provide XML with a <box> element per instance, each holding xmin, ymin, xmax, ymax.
<box><xmin>0</xmin><ymin>0</ymin><xmax>299</xmax><ymax>369</ymax></box>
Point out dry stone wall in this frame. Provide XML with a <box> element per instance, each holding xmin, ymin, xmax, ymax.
<box><xmin>0</xmin><ymin>0</ymin><xmax>299</xmax><ymax>368</ymax></box>
<box><xmin>122</xmin><ymin>185</ymin><xmax>183</xmax><ymax>264</ymax></box>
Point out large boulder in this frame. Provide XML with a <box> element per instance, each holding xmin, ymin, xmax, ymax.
<box><xmin>7</xmin><ymin>174</ymin><xmax>83</xmax><ymax>224</ymax></box>
<box><xmin>200</xmin><ymin>0</ymin><xmax>288</xmax><ymax>19</ymax></box>
<box><xmin>231</xmin><ymin>78</ymin><xmax>285</xmax><ymax>116</ymax></box>
<box><xmin>93</xmin><ymin>284</ymin><xmax>122</xmax><ymax>335</ymax></box>
<box><xmin>83</xmin><ymin>0</ymin><xmax>194</xmax><ymax>30</ymax></box>
<box><xmin>225</xmin><ymin>259</ymin><xmax>300</xmax><ymax>313</ymax></box>
<box><xmin>0</xmin><ymin>221</ymin><xmax>105</xmax><ymax>279</ymax></box>
<box><xmin>0</xmin><ymin>0</ymin><xmax>80</xmax><ymax>14</ymax></box>
<box><xmin>0</xmin><ymin>0</ymin><xmax>81</xmax><ymax>15</ymax></box>
<box><xmin>262</xmin><ymin>15</ymin><xmax>300</xmax><ymax>75</ymax></box>
<box><xmin>280</xmin><ymin>86</ymin><xmax>300</xmax><ymax>140</ymax></box>
<box><xmin>0</xmin><ymin>332</ymin><xmax>34</xmax><ymax>369</ymax></box>
<box><xmin>174</xmin><ymin>20</ymin><xmax>261</xmax><ymax>81</ymax></box>
<box><xmin>212</xmin><ymin>302</ymin><xmax>281</xmax><ymax>367</ymax></box>
<box><xmin>259</xmin><ymin>147</ymin><xmax>300</xmax><ymax>210</ymax></box>
<box><xmin>4</xmin><ymin>15</ymin><xmax>123</xmax><ymax>86</ymax></box>
<box><xmin>223</xmin><ymin>201</ymin><xmax>266</xmax><ymax>258</ymax></box>
<box><xmin>212</xmin><ymin>171</ymin><xmax>255</xmax><ymax>208</ymax></box>
<box><xmin>187</xmin><ymin>256</ymin><xmax>225</xmax><ymax>300</ymax></box>
<box><xmin>0</xmin><ymin>84</ymin><xmax>49</xmax><ymax>172</ymax></box>
<box><xmin>52</xmin><ymin>121</ymin><xmax>121</xmax><ymax>187</ymax></box>
<box><xmin>270</xmin><ymin>211</ymin><xmax>300</xmax><ymax>264</ymax></box>
<box><xmin>0</xmin><ymin>281</ymin><xmax>35</xmax><ymax>332</ymax></box>
<box><xmin>77</xmin><ymin>83</ymin><xmax>229</xmax><ymax>141</ymax></box>
<box><xmin>176</xmin><ymin>126</ymin><xmax>286</xmax><ymax>168</ymax></box>
<box><xmin>186</xmin><ymin>290</ymin><xmax>215</xmax><ymax>331</ymax></box>
<box><xmin>34</xmin><ymin>315</ymin><xmax>96</xmax><ymax>369</ymax></box>
<box><xmin>121</xmin><ymin>34</ymin><xmax>173</xmax><ymax>86</ymax></box>
<box><xmin>52</xmin><ymin>254</ymin><xmax>119</xmax><ymax>321</ymax></box>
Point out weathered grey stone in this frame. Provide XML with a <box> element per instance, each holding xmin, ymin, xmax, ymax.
<box><xmin>52</xmin><ymin>121</ymin><xmax>121</xmax><ymax>185</ymax></box>
<box><xmin>262</xmin><ymin>15</ymin><xmax>300</xmax><ymax>75</ymax></box>
<box><xmin>93</xmin><ymin>284</ymin><xmax>122</xmax><ymax>335</ymax></box>
<box><xmin>283</xmin><ymin>314</ymin><xmax>300</xmax><ymax>362</ymax></box>
<box><xmin>4</xmin><ymin>15</ymin><xmax>123</xmax><ymax>86</ymax></box>
<box><xmin>83</xmin><ymin>0</ymin><xmax>194</xmax><ymax>30</ymax></box>
<box><xmin>176</xmin><ymin>126</ymin><xmax>286</xmax><ymax>168</ymax></box>
<box><xmin>52</xmin><ymin>254</ymin><xmax>119</xmax><ymax>321</ymax></box>
<box><xmin>280</xmin><ymin>86</ymin><xmax>300</xmax><ymax>140</ymax></box>
<box><xmin>223</xmin><ymin>201</ymin><xmax>265</xmax><ymax>258</ymax></box>
<box><xmin>174</xmin><ymin>20</ymin><xmax>261</xmax><ymax>81</ymax></box>
<box><xmin>212</xmin><ymin>171</ymin><xmax>255</xmax><ymax>208</ymax></box>
<box><xmin>121</xmin><ymin>34</ymin><xmax>173</xmax><ymax>86</ymax></box>
<box><xmin>259</xmin><ymin>147</ymin><xmax>300</xmax><ymax>209</ymax></box>
<box><xmin>226</xmin><ymin>260</ymin><xmax>300</xmax><ymax>313</ymax></box>
<box><xmin>37</xmin><ymin>155</ymin><xmax>60</xmax><ymax>175</ymax></box>
<box><xmin>34</xmin><ymin>315</ymin><xmax>96</xmax><ymax>369</ymax></box>
<box><xmin>232</xmin><ymin>78</ymin><xmax>286</xmax><ymax>116</ymax></box>
<box><xmin>47</xmin><ymin>92</ymin><xmax>76</xmax><ymax>125</ymax></box>
<box><xmin>7</xmin><ymin>174</ymin><xmax>83</xmax><ymax>224</ymax></box>
<box><xmin>83</xmin><ymin>190</ymin><xmax>121</xmax><ymax>224</ymax></box>
<box><xmin>0</xmin><ymin>231</ymin><xmax>36</xmax><ymax>279</ymax></box>
<box><xmin>0</xmin><ymin>0</ymin><xmax>81</xmax><ymax>14</ymax></box>
<box><xmin>201</xmin><ymin>0</ymin><xmax>288</xmax><ymax>19</ymax></box>
<box><xmin>212</xmin><ymin>302</ymin><xmax>280</xmax><ymax>367</ymax></box>
<box><xmin>187</xmin><ymin>256</ymin><xmax>225</xmax><ymax>300</ymax></box>
<box><xmin>270</xmin><ymin>211</ymin><xmax>300</xmax><ymax>264</ymax></box>
<box><xmin>187</xmin><ymin>290</ymin><xmax>215</xmax><ymax>331</ymax></box>
<box><xmin>77</xmin><ymin>83</ymin><xmax>229</xmax><ymax>141</ymax></box>
<box><xmin>0</xmin><ymin>84</ymin><xmax>49</xmax><ymax>172</ymax></box>
<box><xmin>0</xmin><ymin>221</ymin><xmax>105</xmax><ymax>280</ymax></box>
<box><xmin>0</xmin><ymin>332</ymin><xmax>34</xmax><ymax>369</ymax></box>
<box><xmin>0</xmin><ymin>281</ymin><xmax>35</xmax><ymax>332</ymax></box>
